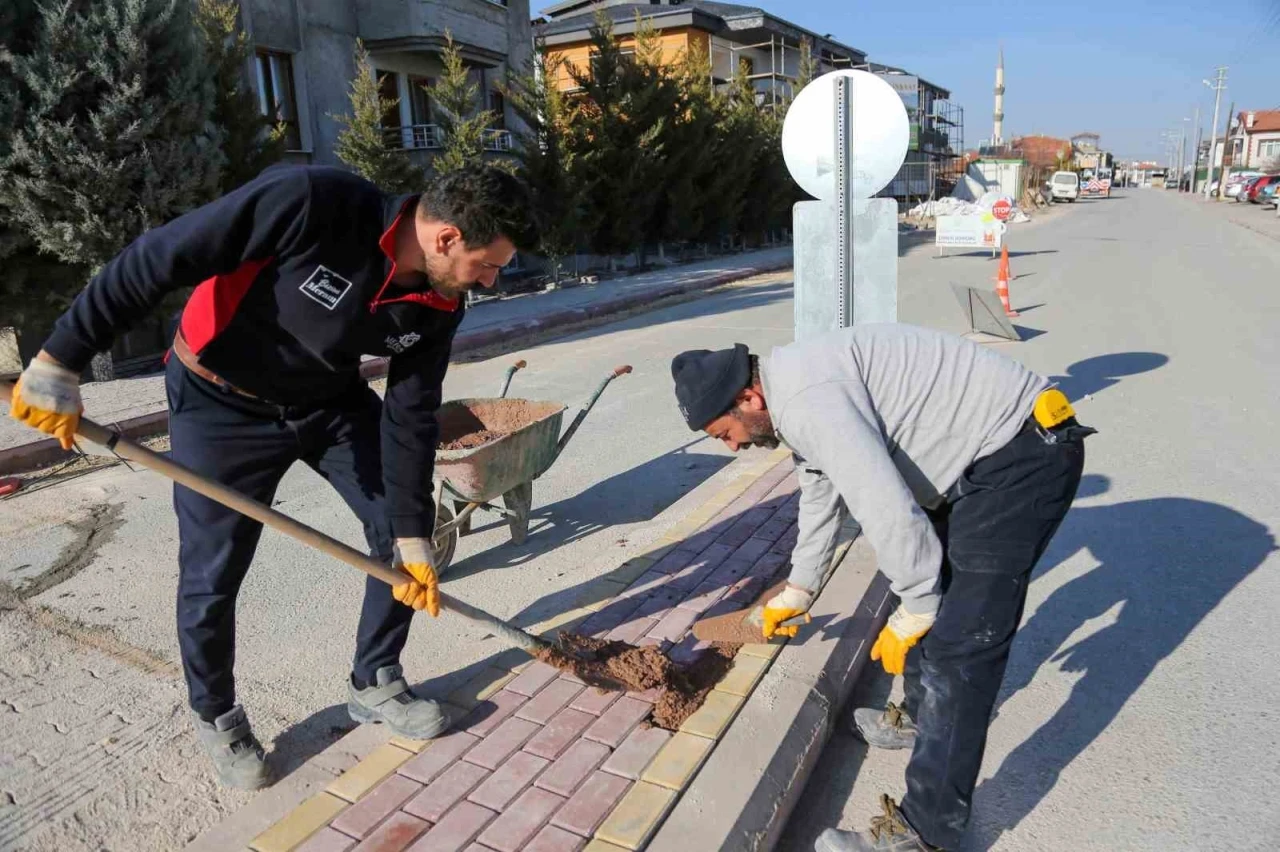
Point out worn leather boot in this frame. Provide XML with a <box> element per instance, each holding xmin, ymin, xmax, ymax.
<box><xmin>194</xmin><ymin>705</ymin><xmax>273</xmax><ymax>790</ymax></box>
<box><xmin>815</xmin><ymin>796</ymin><xmax>938</xmax><ymax>852</ymax></box>
<box><xmin>348</xmin><ymin>665</ymin><xmax>451</xmax><ymax>740</ymax></box>
<box><xmin>851</xmin><ymin>701</ymin><xmax>918</xmax><ymax>750</ymax></box>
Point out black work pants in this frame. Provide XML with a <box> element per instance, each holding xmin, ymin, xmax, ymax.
<box><xmin>165</xmin><ymin>356</ymin><xmax>414</xmax><ymax>720</ymax></box>
<box><xmin>898</xmin><ymin>421</ymin><xmax>1088</xmax><ymax>849</ymax></box>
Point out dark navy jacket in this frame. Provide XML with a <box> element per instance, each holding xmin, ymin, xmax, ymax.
<box><xmin>43</xmin><ymin>166</ymin><xmax>463</xmax><ymax>538</ymax></box>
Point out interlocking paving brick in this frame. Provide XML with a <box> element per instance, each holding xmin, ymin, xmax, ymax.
<box><xmin>515</xmin><ymin>678</ymin><xmax>584</xmax><ymax>724</ymax></box>
<box><xmin>627</xmin><ymin>586</ymin><xmax>684</xmax><ymax>621</ymax></box>
<box><xmin>524</xmin><ymin>706</ymin><xmax>595</xmax><ymax>759</ymax></box>
<box><xmin>250</xmin><ymin>792</ymin><xmax>348</xmax><ymax>852</ymax></box>
<box><xmin>389</xmin><ymin>735</ymin><xmax>435</xmax><ymax>755</ymax></box>
<box><xmin>576</xmin><ymin>599</ymin><xmax>643</xmax><ymax>638</ymax></box>
<box><xmin>475</xmin><ymin>786</ymin><xmax>565</xmax><ymax>852</ymax></box>
<box><xmin>676</xmin><ymin>576</ymin><xmax>730</xmax><ymax>614</ymax></box>
<box><xmin>739</xmin><ymin>641</ymin><xmax>784</xmax><ymax>659</ymax></box>
<box><xmin>328</xmin><ymin>743</ymin><xmax>415</xmax><ymax>803</ymax></box>
<box><xmin>582</xmin><ymin>841</ymin><xmax>629</xmax><ymax>852</ymax></box>
<box><xmin>461</xmin><ymin>846</ymin><xmax>498</xmax><ymax>852</ymax></box>
<box><xmin>332</xmin><ymin>773</ymin><xmax>424</xmax><ymax>839</ymax></box>
<box><xmin>295</xmin><ymin>827</ymin><xmax>356</xmax><ymax>852</ymax></box>
<box><xmin>728</xmin><ymin>536</ymin><xmax>773</xmax><ymax>566</ymax></box>
<box><xmin>626</xmin><ymin>685</ymin><xmax>662</xmax><ymax>702</ymax></box>
<box><xmin>751</xmin><ymin>516</ymin><xmax>795</xmax><ymax>543</ymax></box>
<box><xmin>748</xmin><ymin>551</ymin><xmax>790</xmax><ymax>582</ymax></box>
<box><xmin>447</xmin><ymin>667</ymin><xmax>516</xmax><ymax>712</ymax></box>
<box><xmin>583</xmin><ymin>697</ymin><xmax>652</xmax><ymax>748</ymax></box>
<box><xmin>409</xmin><ymin>801</ymin><xmax>495</xmax><ymax>852</ymax></box>
<box><xmin>604</xmin><ymin>616</ymin><xmax>657</xmax><ymax>645</ymax></box>
<box><xmin>679</xmin><ymin>690</ymin><xmax>746</xmax><ymax>740</ymax></box>
<box><xmin>351</xmin><ymin>811</ymin><xmax>429</xmax><ymax>852</ymax></box>
<box><xmin>468</xmin><ymin>750</ymin><xmax>549</xmax><ymax>811</ymax></box>
<box><xmin>640</xmin><ymin>732</ymin><xmax>714</xmax><ymax>790</ymax></box>
<box><xmin>403</xmin><ymin>760</ymin><xmax>490</xmax><ymax>823</ymax></box>
<box><xmin>645</xmin><ymin>607</ymin><xmax>699</xmax><ymax>643</ymax></box>
<box><xmin>464</xmin><ymin>717</ymin><xmax>540</xmax><ymax>770</ymax></box>
<box><xmin>707</xmin><ymin>556</ymin><xmax>756</xmax><ymax>587</ymax></box>
<box><xmin>593</xmin><ymin>781</ymin><xmax>676</xmax><ymax>850</ymax></box>
<box><xmin>649</xmin><ymin>548</ymin><xmax>697</xmax><ymax>575</ymax></box>
<box><xmin>769</xmin><ymin>526</ymin><xmax>800</xmax><ymax>554</ymax></box>
<box><xmin>716</xmin><ymin>652</ymin><xmax>771</xmax><ymax>696</ymax></box>
<box><xmin>461</xmin><ymin>689</ymin><xmax>529</xmax><ymax>737</ymax></box>
<box><xmin>524</xmin><ymin>825</ymin><xmax>587</xmax><ymax>852</ymax></box>
<box><xmin>619</xmin><ymin>570</ymin><xmax>669</xmax><ymax>599</ymax></box>
<box><xmin>505</xmin><ymin>662</ymin><xmax>561</xmax><ymax>697</ymax></box>
<box><xmin>399</xmin><ymin>731</ymin><xmax>481</xmax><ymax>784</ymax></box>
<box><xmin>550</xmin><ymin>770</ymin><xmax>631</xmax><ymax>836</ymax></box>
<box><xmin>600</xmin><ymin>726</ymin><xmax>671</xmax><ymax>780</ymax></box>
<box><xmin>536</xmin><ymin>738</ymin><xmax>611</xmax><ymax>796</ymax></box>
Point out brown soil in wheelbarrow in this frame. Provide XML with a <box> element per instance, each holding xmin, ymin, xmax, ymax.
<box><xmin>536</xmin><ymin>634</ymin><xmax>741</xmax><ymax>731</ymax></box>
<box><xmin>437</xmin><ymin>399</ymin><xmax>562</xmax><ymax>451</ymax></box>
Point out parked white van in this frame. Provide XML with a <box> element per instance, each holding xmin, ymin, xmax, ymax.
<box><xmin>1050</xmin><ymin>171</ymin><xmax>1080</xmax><ymax>202</ymax></box>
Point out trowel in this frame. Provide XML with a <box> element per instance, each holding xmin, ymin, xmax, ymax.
<box><xmin>691</xmin><ymin>578</ymin><xmax>811</xmax><ymax>644</ymax></box>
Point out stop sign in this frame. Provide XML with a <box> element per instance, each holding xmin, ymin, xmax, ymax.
<box><xmin>992</xmin><ymin>198</ymin><xmax>1012</xmax><ymax>221</ymax></box>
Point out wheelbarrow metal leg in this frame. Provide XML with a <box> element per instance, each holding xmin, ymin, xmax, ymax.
<box><xmin>503</xmin><ymin>481</ymin><xmax>533</xmax><ymax>546</ymax></box>
<box><xmin>454</xmin><ymin>500</ymin><xmax>473</xmax><ymax>535</ymax></box>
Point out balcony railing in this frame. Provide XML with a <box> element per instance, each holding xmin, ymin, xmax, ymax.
<box><xmin>483</xmin><ymin>129</ymin><xmax>513</xmax><ymax>152</ymax></box>
<box><xmin>385</xmin><ymin>124</ymin><xmax>443</xmax><ymax>150</ymax></box>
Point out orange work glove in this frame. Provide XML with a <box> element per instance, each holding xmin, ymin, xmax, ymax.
<box><xmin>761</xmin><ymin>585</ymin><xmax>814</xmax><ymax>640</ymax></box>
<box><xmin>391</xmin><ymin>538</ymin><xmax>440</xmax><ymax>617</ymax></box>
<box><xmin>870</xmin><ymin>605</ymin><xmax>935</xmax><ymax>675</ymax></box>
<box><xmin>9</xmin><ymin>356</ymin><xmax>82</xmax><ymax>451</ymax></box>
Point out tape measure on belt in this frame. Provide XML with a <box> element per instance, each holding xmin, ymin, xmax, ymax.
<box><xmin>1032</xmin><ymin>388</ymin><xmax>1075</xmax><ymax>430</ymax></box>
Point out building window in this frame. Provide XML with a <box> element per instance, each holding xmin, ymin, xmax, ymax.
<box><xmin>1258</xmin><ymin>139</ymin><xmax>1280</xmax><ymax>161</ymax></box>
<box><xmin>489</xmin><ymin>90</ymin><xmax>506</xmax><ymax>129</ymax></box>
<box><xmin>377</xmin><ymin>70</ymin><xmax>401</xmax><ymax>133</ymax></box>
<box><xmin>255</xmin><ymin>50</ymin><xmax>302</xmax><ymax>150</ymax></box>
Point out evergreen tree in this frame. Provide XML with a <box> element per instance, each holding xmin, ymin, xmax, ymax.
<box><xmin>502</xmin><ymin>44</ymin><xmax>586</xmax><ymax>280</ymax></box>
<box><xmin>795</xmin><ymin>37</ymin><xmax>819</xmax><ymax>92</ymax></box>
<box><xmin>332</xmin><ymin>40</ymin><xmax>424</xmax><ymax>193</ymax></box>
<box><xmin>0</xmin><ymin>0</ymin><xmax>225</xmax><ymax>378</ymax></box>
<box><xmin>652</xmin><ymin>47</ymin><xmax>720</xmax><ymax>255</ymax></box>
<box><xmin>197</xmin><ymin>0</ymin><xmax>285</xmax><ymax>191</ymax></box>
<box><xmin>433</xmin><ymin>32</ymin><xmax>501</xmax><ymax>176</ymax></box>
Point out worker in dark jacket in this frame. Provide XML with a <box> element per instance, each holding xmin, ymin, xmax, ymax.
<box><xmin>8</xmin><ymin>163</ymin><xmax>537</xmax><ymax>789</ymax></box>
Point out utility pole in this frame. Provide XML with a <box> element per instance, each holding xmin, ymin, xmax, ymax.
<box><xmin>1189</xmin><ymin>104</ymin><xmax>1201</xmax><ymax>192</ymax></box>
<box><xmin>1203</xmin><ymin>66</ymin><xmax>1227</xmax><ymax>199</ymax></box>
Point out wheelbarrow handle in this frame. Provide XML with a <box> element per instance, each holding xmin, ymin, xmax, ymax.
<box><xmin>552</xmin><ymin>364</ymin><xmax>633</xmax><ymax>461</ymax></box>
<box><xmin>0</xmin><ymin>381</ymin><xmax>550</xmax><ymax>654</ymax></box>
<box><xmin>498</xmin><ymin>359</ymin><xmax>528</xmax><ymax>399</ymax></box>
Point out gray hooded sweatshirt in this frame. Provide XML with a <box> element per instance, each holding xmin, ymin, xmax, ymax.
<box><xmin>762</xmin><ymin>323</ymin><xmax>1048</xmax><ymax>616</ymax></box>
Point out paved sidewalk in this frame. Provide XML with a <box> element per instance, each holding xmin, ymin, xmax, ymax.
<box><xmin>0</xmin><ymin>246</ymin><xmax>791</xmax><ymax>464</ymax></box>
<box><xmin>189</xmin><ymin>446</ymin><xmax>868</xmax><ymax>852</ymax></box>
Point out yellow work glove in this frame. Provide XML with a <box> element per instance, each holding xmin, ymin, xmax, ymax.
<box><xmin>870</xmin><ymin>605</ymin><xmax>936</xmax><ymax>675</ymax></box>
<box><xmin>9</xmin><ymin>356</ymin><xmax>82</xmax><ymax>451</ymax></box>
<box><xmin>391</xmin><ymin>538</ymin><xmax>440</xmax><ymax>617</ymax></box>
<box><xmin>762</xmin><ymin>585</ymin><xmax>815</xmax><ymax>639</ymax></box>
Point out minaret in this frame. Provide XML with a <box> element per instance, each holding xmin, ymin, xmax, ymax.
<box><xmin>993</xmin><ymin>46</ymin><xmax>1005</xmax><ymax>146</ymax></box>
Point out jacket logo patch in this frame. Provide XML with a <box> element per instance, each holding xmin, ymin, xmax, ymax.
<box><xmin>298</xmin><ymin>266</ymin><xmax>353</xmax><ymax>310</ymax></box>
<box><xmin>385</xmin><ymin>332</ymin><xmax>421</xmax><ymax>354</ymax></box>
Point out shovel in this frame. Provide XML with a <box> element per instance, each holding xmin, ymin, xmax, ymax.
<box><xmin>1</xmin><ymin>380</ymin><xmax>554</xmax><ymax>655</ymax></box>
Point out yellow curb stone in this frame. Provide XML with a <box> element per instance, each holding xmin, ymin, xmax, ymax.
<box><xmin>447</xmin><ymin>666</ymin><xmax>516</xmax><ymax>712</ymax></box>
<box><xmin>389</xmin><ymin>735</ymin><xmax>433</xmax><ymax>754</ymax></box>
<box><xmin>640</xmin><ymin>732</ymin><xmax>715</xmax><ymax>791</ymax></box>
<box><xmin>594</xmin><ymin>780</ymin><xmax>677</xmax><ymax>850</ymax></box>
<box><xmin>529</xmin><ymin>605</ymin><xmax>594</xmax><ymax>636</ymax></box>
<box><xmin>578</xmin><ymin>578</ymin><xmax>630</xmax><ymax>609</ymax></box>
<box><xmin>739</xmin><ymin>642</ymin><xmax>784</xmax><ymax>660</ymax></box>
<box><xmin>584</xmin><ymin>840</ymin><xmax>632</xmax><ymax>852</ymax></box>
<box><xmin>612</xmin><ymin>557</ymin><xmax>656</xmax><ymax>583</ymax></box>
<box><xmin>249</xmin><ymin>792</ymin><xmax>347</xmax><ymax>852</ymax></box>
<box><xmin>715</xmin><ymin>653</ymin><xmax>771</xmax><ymax>697</ymax></box>
<box><xmin>679</xmin><ymin>690</ymin><xmax>746</xmax><ymax>740</ymax></box>
<box><xmin>326</xmin><ymin>742</ymin><xmax>413</xmax><ymax>803</ymax></box>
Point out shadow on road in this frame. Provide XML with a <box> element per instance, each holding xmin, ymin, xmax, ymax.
<box><xmin>967</xmin><ymin>474</ymin><xmax>1276</xmax><ymax>849</ymax></box>
<box><xmin>1049</xmin><ymin>352</ymin><xmax>1169</xmax><ymax>402</ymax></box>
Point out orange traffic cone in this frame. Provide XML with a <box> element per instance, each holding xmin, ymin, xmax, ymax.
<box><xmin>995</xmin><ymin>247</ymin><xmax>1019</xmax><ymax>317</ymax></box>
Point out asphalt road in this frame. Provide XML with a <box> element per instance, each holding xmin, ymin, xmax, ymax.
<box><xmin>3</xmin><ymin>189</ymin><xmax>1278</xmax><ymax>850</ymax></box>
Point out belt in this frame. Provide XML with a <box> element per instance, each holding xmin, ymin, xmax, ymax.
<box><xmin>172</xmin><ymin>332</ymin><xmax>263</xmax><ymax>401</ymax></box>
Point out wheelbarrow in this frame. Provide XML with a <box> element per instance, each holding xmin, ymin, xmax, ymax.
<box><xmin>428</xmin><ymin>360</ymin><xmax>632</xmax><ymax>572</ymax></box>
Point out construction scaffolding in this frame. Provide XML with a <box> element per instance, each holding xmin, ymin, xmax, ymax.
<box><xmin>708</xmin><ymin>33</ymin><xmax>856</xmax><ymax>110</ymax></box>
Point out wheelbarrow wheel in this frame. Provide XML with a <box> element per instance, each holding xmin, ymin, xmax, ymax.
<box><xmin>503</xmin><ymin>481</ymin><xmax>533</xmax><ymax>546</ymax></box>
<box><xmin>431</xmin><ymin>503</ymin><xmax>459</xmax><ymax>575</ymax></box>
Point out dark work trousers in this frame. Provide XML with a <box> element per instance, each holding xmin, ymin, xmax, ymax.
<box><xmin>897</xmin><ymin>419</ymin><xmax>1089</xmax><ymax>849</ymax></box>
<box><xmin>165</xmin><ymin>355</ymin><xmax>414</xmax><ymax>720</ymax></box>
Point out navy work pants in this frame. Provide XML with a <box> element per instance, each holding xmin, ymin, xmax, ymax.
<box><xmin>898</xmin><ymin>420</ymin><xmax>1089</xmax><ymax>849</ymax></box>
<box><xmin>165</xmin><ymin>356</ymin><xmax>413</xmax><ymax>720</ymax></box>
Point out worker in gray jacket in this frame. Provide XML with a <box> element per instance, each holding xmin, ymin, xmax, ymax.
<box><xmin>670</xmin><ymin>323</ymin><xmax>1092</xmax><ymax>852</ymax></box>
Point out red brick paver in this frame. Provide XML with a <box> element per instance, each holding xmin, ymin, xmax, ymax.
<box><xmin>332</xmin><ymin>774</ymin><xmax>424</xmax><ymax>839</ymax></box>
<box><xmin>352</xmin><ymin>811</ymin><xmax>429</xmax><ymax>851</ymax></box>
<box><xmin>475</xmin><ymin>786</ymin><xmax>565</xmax><ymax>852</ymax></box>
<box><xmin>409</xmin><ymin>802</ymin><xmax>495</xmax><ymax>852</ymax></box>
<box><xmin>550</xmin><ymin>770</ymin><xmax>631</xmax><ymax>836</ymax></box>
<box><xmin>468</xmin><ymin>750</ymin><xmax>549</xmax><ymax>811</ymax></box>
<box><xmin>536</xmin><ymin>739</ymin><xmax>611</xmax><ymax>796</ymax></box>
<box><xmin>404</xmin><ymin>761</ymin><xmax>489</xmax><ymax>823</ymax></box>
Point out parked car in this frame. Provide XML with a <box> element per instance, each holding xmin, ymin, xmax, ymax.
<box><xmin>1258</xmin><ymin>181</ymin><xmax>1280</xmax><ymax>207</ymax></box>
<box><xmin>1225</xmin><ymin>172</ymin><xmax>1263</xmax><ymax>198</ymax></box>
<box><xmin>1050</xmin><ymin>170</ymin><xmax>1080</xmax><ymax>202</ymax></box>
<box><xmin>1247</xmin><ymin>175</ymin><xmax>1280</xmax><ymax>203</ymax></box>
<box><xmin>1236</xmin><ymin>175</ymin><xmax>1265</xmax><ymax>201</ymax></box>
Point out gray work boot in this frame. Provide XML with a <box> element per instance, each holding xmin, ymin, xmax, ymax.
<box><xmin>852</xmin><ymin>702</ymin><xmax>917</xmax><ymax>750</ymax></box>
<box><xmin>348</xmin><ymin>665</ymin><xmax>451</xmax><ymax>740</ymax></box>
<box><xmin>815</xmin><ymin>795</ymin><xmax>938</xmax><ymax>852</ymax></box>
<box><xmin>194</xmin><ymin>705</ymin><xmax>273</xmax><ymax>791</ymax></box>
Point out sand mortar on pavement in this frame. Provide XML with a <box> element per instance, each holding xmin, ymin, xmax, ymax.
<box><xmin>537</xmin><ymin>633</ymin><xmax>740</xmax><ymax>730</ymax></box>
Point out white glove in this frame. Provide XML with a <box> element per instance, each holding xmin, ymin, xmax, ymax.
<box><xmin>10</xmin><ymin>356</ymin><xmax>83</xmax><ymax>450</ymax></box>
<box><xmin>393</xmin><ymin>537</ymin><xmax>433</xmax><ymax>566</ymax></box>
<box><xmin>762</xmin><ymin>585</ymin><xmax>815</xmax><ymax>639</ymax></box>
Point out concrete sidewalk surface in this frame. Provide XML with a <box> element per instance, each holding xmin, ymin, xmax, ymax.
<box><xmin>0</xmin><ymin>247</ymin><xmax>792</xmax><ymax>473</ymax></box>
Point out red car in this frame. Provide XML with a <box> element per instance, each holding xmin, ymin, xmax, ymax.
<box><xmin>1247</xmin><ymin>174</ymin><xmax>1280</xmax><ymax>203</ymax></box>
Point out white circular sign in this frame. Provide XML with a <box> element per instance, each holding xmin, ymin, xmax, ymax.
<box><xmin>782</xmin><ymin>70</ymin><xmax>910</xmax><ymax>201</ymax></box>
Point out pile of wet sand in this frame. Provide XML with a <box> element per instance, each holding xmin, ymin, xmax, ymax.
<box><xmin>536</xmin><ymin>633</ymin><xmax>741</xmax><ymax>731</ymax></box>
<box><xmin>437</xmin><ymin>399</ymin><xmax>562</xmax><ymax>451</ymax></box>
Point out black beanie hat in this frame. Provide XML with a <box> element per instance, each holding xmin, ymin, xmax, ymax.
<box><xmin>670</xmin><ymin>344</ymin><xmax>751</xmax><ymax>431</ymax></box>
